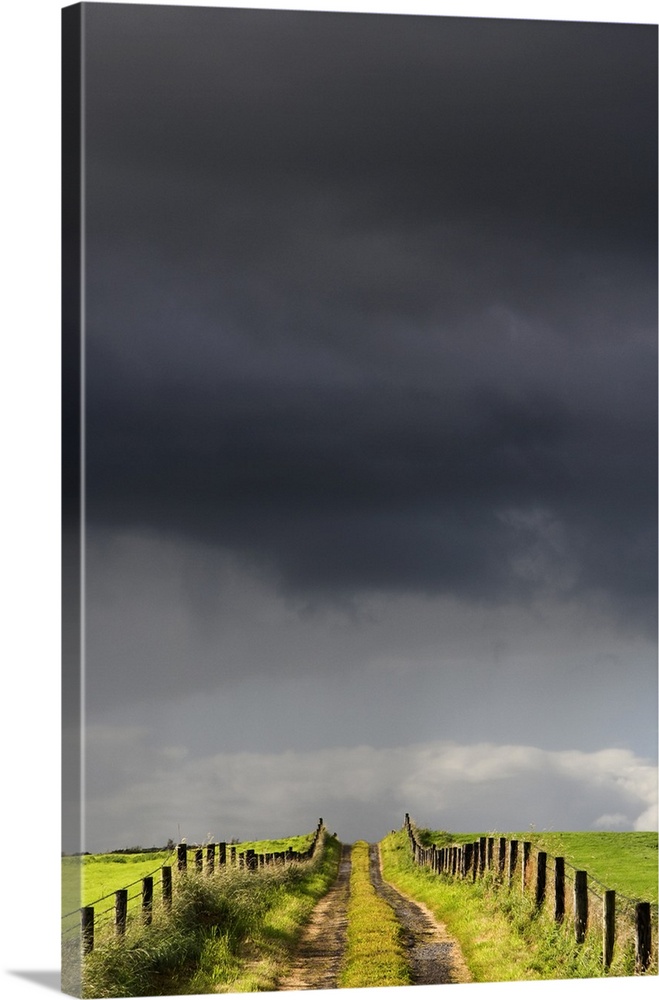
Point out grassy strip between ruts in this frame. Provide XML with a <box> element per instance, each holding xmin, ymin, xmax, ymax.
<box><xmin>75</xmin><ymin>833</ymin><xmax>340</xmax><ymax>997</ymax></box>
<box><xmin>380</xmin><ymin>830</ymin><xmax>646</xmax><ymax>983</ymax></box>
<box><xmin>339</xmin><ymin>840</ymin><xmax>411</xmax><ymax>989</ymax></box>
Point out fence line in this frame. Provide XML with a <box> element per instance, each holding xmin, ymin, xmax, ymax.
<box><xmin>65</xmin><ymin>818</ymin><xmax>327</xmax><ymax>954</ymax></box>
<box><xmin>403</xmin><ymin>813</ymin><xmax>656</xmax><ymax>975</ymax></box>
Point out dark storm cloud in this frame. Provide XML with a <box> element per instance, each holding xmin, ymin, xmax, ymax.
<box><xmin>82</xmin><ymin>6</ymin><xmax>657</xmax><ymax>622</ymax></box>
<box><xmin>85</xmin><ymin>6</ymin><xmax>656</xmax><ymax>247</ymax></box>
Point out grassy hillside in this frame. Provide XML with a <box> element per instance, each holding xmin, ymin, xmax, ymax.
<box><xmin>231</xmin><ymin>832</ymin><xmax>314</xmax><ymax>856</ymax></box>
<box><xmin>63</xmin><ymin>832</ymin><xmax>315</xmax><ymax>915</ymax></box>
<box><xmin>64</xmin><ymin>833</ymin><xmax>340</xmax><ymax>997</ymax></box>
<box><xmin>381</xmin><ymin>828</ymin><xmax>657</xmax><ymax>982</ymax></box>
<box><xmin>533</xmin><ymin>832</ymin><xmax>657</xmax><ymax>903</ymax></box>
<box><xmin>419</xmin><ymin>829</ymin><xmax>658</xmax><ymax>903</ymax></box>
<box><xmin>62</xmin><ymin>830</ymin><xmax>320</xmax><ymax>950</ymax></box>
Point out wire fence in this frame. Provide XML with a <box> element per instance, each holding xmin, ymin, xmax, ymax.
<box><xmin>403</xmin><ymin>813</ymin><xmax>657</xmax><ymax>977</ymax></box>
<box><xmin>62</xmin><ymin>820</ymin><xmax>326</xmax><ymax>956</ymax></box>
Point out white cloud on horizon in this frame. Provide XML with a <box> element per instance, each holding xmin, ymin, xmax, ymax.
<box><xmin>81</xmin><ymin>730</ymin><xmax>658</xmax><ymax>852</ymax></box>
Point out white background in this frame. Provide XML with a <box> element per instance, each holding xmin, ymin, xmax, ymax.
<box><xmin>1</xmin><ymin>1</ymin><xmax>656</xmax><ymax>999</ymax></box>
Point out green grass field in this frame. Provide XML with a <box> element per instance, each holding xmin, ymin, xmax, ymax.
<box><xmin>381</xmin><ymin>828</ymin><xmax>658</xmax><ymax>983</ymax></box>
<box><xmin>62</xmin><ymin>830</ymin><xmax>335</xmax><ymax>997</ymax></box>
<box><xmin>62</xmin><ymin>824</ymin><xmax>657</xmax><ymax>994</ymax></box>
<box><xmin>233</xmin><ymin>833</ymin><xmax>314</xmax><ymax>855</ymax></box>
<box><xmin>62</xmin><ymin>831</ymin><xmax>316</xmax><ymax>928</ymax></box>
<box><xmin>418</xmin><ymin>829</ymin><xmax>658</xmax><ymax>903</ymax></box>
<box><xmin>63</xmin><ymin>850</ymin><xmax>176</xmax><ymax>941</ymax></box>
<box><xmin>70</xmin><ymin>833</ymin><xmax>339</xmax><ymax>997</ymax></box>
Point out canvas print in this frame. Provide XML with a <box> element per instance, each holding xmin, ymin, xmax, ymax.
<box><xmin>61</xmin><ymin>2</ymin><xmax>658</xmax><ymax>997</ymax></box>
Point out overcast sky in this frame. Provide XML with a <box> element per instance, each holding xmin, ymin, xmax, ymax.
<box><xmin>74</xmin><ymin>1</ymin><xmax>656</xmax><ymax>852</ymax></box>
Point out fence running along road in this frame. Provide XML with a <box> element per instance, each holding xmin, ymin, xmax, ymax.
<box><xmin>62</xmin><ymin>819</ymin><xmax>326</xmax><ymax>955</ymax></box>
<box><xmin>403</xmin><ymin>813</ymin><xmax>657</xmax><ymax>975</ymax></box>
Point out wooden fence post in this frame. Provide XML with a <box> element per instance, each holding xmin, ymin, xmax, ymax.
<box><xmin>162</xmin><ymin>866</ymin><xmax>172</xmax><ymax>911</ymax></box>
<box><xmin>479</xmin><ymin>837</ymin><xmax>487</xmax><ymax>875</ymax></box>
<box><xmin>115</xmin><ymin>888</ymin><xmax>128</xmax><ymax>937</ymax></box>
<box><xmin>142</xmin><ymin>876</ymin><xmax>153</xmax><ymax>925</ymax></box>
<box><xmin>81</xmin><ymin>906</ymin><xmax>94</xmax><ymax>954</ymax></box>
<box><xmin>574</xmin><ymin>871</ymin><xmax>588</xmax><ymax>944</ymax></box>
<box><xmin>206</xmin><ymin>844</ymin><xmax>216</xmax><ymax>875</ymax></box>
<box><xmin>535</xmin><ymin>852</ymin><xmax>547</xmax><ymax>908</ymax></box>
<box><xmin>246</xmin><ymin>849</ymin><xmax>257</xmax><ymax>871</ymax></box>
<box><xmin>230</xmin><ymin>846</ymin><xmax>237</xmax><ymax>865</ymax></box>
<box><xmin>603</xmin><ymin>890</ymin><xmax>615</xmax><ymax>970</ymax></box>
<box><xmin>635</xmin><ymin>902</ymin><xmax>652</xmax><ymax>972</ymax></box>
<box><xmin>521</xmin><ymin>842</ymin><xmax>532</xmax><ymax>892</ymax></box>
<box><xmin>487</xmin><ymin>838</ymin><xmax>494</xmax><ymax>870</ymax></box>
<box><xmin>498</xmin><ymin>838</ymin><xmax>506</xmax><ymax>878</ymax></box>
<box><xmin>219</xmin><ymin>842</ymin><xmax>226</xmax><ymax>866</ymax></box>
<box><xmin>554</xmin><ymin>857</ymin><xmax>565</xmax><ymax>922</ymax></box>
<box><xmin>508</xmin><ymin>840</ymin><xmax>518</xmax><ymax>883</ymax></box>
<box><xmin>177</xmin><ymin>843</ymin><xmax>187</xmax><ymax>872</ymax></box>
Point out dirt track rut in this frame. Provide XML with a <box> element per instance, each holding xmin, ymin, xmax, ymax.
<box><xmin>368</xmin><ymin>844</ymin><xmax>471</xmax><ymax>985</ymax></box>
<box><xmin>277</xmin><ymin>843</ymin><xmax>352</xmax><ymax>991</ymax></box>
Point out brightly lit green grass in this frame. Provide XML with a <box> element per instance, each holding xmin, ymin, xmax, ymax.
<box><xmin>62</xmin><ymin>850</ymin><xmax>175</xmax><ymax>945</ymax></box>
<box><xmin>65</xmin><ymin>833</ymin><xmax>340</xmax><ymax>997</ymax></box>
<box><xmin>213</xmin><ymin>834</ymin><xmax>341</xmax><ymax>994</ymax></box>
<box><xmin>418</xmin><ymin>829</ymin><xmax>658</xmax><ymax>903</ymax></box>
<box><xmin>339</xmin><ymin>841</ymin><xmax>411</xmax><ymax>988</ymax></box>
<box><xmin>233</xmin><ymin>832</ymin><xmax>314</xmax><ymax>855</ymax></box>
<box><xmin>381</xmin><ymin>831</ymin><xmax>538</xmax><ymax>982</ymax></box>
<box><xmin>531</xmin><ymin>832</ymin><xmax>657</xmax><ymax>903</ymax></box>
<box><xmin>380</xmin><ymin>830</ymin><xmax>655</xmax><ymax>983</ymax></box>
<box><xmin>62</xmin><ymin>831</ymin><xmax>317</xmax><ymax>932</ymax></box>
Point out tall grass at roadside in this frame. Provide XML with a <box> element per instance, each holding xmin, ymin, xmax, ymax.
<box><xmin>339</xmin><ymin>840</ymin><xmax>411</xmax><ymax>989</ymax></box>
<box><xmin>380</xmin><ymin>830</ymin><xmax>648</xmax><ymax>983</ymax></box>
<box><xmin>79</xmin><ymin>834</ymin><xmax>340</xmax><ymax>997</ymax></box>
<box><xmin>213</xmin><ymin>835</ymin><xmax>341</xmax><ymax>994</ymax></box>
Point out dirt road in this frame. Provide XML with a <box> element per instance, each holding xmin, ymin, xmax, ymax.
<box><xmin>278</xmin><ymin>841</ymin><xmax>470</xmax><ymax>990</ymax></box>
<box><xmin>277</xmin><ymin>843</ymin><xmax>353</xmax><ymax>991</ymax></box>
